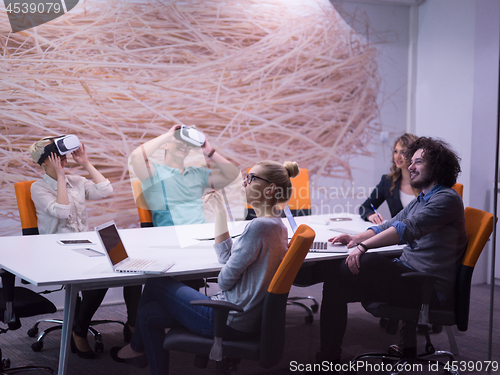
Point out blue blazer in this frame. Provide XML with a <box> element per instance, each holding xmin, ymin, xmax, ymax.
<box><xmin>359</xmin><ymin>175</ymin><xmax>404</xmax><ymax>221</ymax></box>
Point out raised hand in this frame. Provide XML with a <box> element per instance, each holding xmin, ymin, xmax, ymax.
<box><xmin>164</xmin><ymin>124</ymin><xmax>182</xmax><ymax>145</ymax></box>
<box><xmin>203</xmin><ymin>190</ymin><xmax>229</xmax><ymax>242</ymax></box>
<box><xmin>72</xmin><ymin>143</ymin><xmax>89</xmax><ymax>166</ymax></box>
<box><xmin>204</xmin><ymin>190</ymin><xmax>225</xmax><ymax>215</ymax></box>
<box><xmin>201</xmin><ymin>138</ymin><xmax>213</xmax><ymax>157</ymax></box>
<box><xmin>47</xmin><ymin>153</ymin><xmax>65</xmax><ymax>178</ymax></box>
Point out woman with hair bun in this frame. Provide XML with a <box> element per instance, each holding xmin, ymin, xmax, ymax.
<box><xmin>111</xmin><ymin>161</ymin><xmax>299</xmax><ymax>375</ymax></box>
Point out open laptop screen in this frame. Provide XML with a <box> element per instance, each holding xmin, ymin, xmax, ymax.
<box><xmin>284</xmin><ymin>205</ymin><xmax>298</xmax><ymax>233</ymax></box>
<box><xmin>96</xmin><ymin>223</ymin><xmax>128</xmax><ymax>266</ymax></box>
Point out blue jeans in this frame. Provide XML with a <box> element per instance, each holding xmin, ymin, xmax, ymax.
<box><xmin>130</xmin><ymin>277</ymin><xmax>250</xmax><ymax>375</ymax></box>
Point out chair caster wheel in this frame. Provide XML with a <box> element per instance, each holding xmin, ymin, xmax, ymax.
<box><xmin>27</xmin><ymin>327</ymin><xmax>38</xmax><ymax>337</ymax></box>
<box><xmin>388</xmin><ymin>344</ymin><xmax>402</xmax><ymax>356</ymax></box>
<box><xmin>2</xmin><ymin>358</ymin><xmax>11</xmax><ymax>369</ymax></box>
<box><xmin>311</xmin><ymin>304</ymin><xmax>319</xmax><ymax>313</ymax></box>
<box><xmin>31</xmin><ymin>341</ymin><xmax>43</xmax><ymax>352</ymax></box>
<box><xmin>305</xmin><ymin>315</ymin><xmax>313</xmax><ymax>324</ymax></box>
<box><xmin>432</xmin><ymin>324</ymin><xmax>442</xmax><ymax>333</ymax></box>
<box><xmin>94</xmin><ymin>342</ymin><xmax>104</xmax><ymax>352</ymax></box>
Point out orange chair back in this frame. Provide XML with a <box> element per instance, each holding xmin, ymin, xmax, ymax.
<box><xmin>132</xmin><ymin>180</ymin><xmax>153</xmax><ymax>227</ymax></box>
<box><xmin>14</xmin><ymin>181</ymin><xmax>39</xmax><ymax>236</ymax></box>
<box><xmin>462</xmin><ymin>207</ymin><xmax>494</xmax><ymax>268</ymax></box>
<box><xmin>455</xmin><ymin>207</ymin><xmax>495</xmax><ymax>331</ymax></box>
<box><xmin>286</xmin><ymin>169</ymin><xmax>311</xmax><ymax>215</ymax></box>
<box><xmin>452</xmin><ymin>183</ymin><xmax>463</xmax><ymax>198</ymax></box>
<box><xmin>268</xmin><ymin>224</ymin><xmax>315</xmax><ymax>295</ymax></box>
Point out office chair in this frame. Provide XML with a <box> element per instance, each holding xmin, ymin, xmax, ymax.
<box><xmin>163</xmin><ymin>224</ymin><xmax>316</xmax><ymax>374</ymax></box>
<box><xmin>452</xmin><ymin>183</ymin><xmax>463</xmax><ymax>198</ymax></box>
<box><xmin>249</xmin><ymin>168</ymin><xmax>319</xmax><ymax>323</ymax></box>
<box><xmin>379</xmin><ymin>182</ymin><xmax>464</xmax><ymax>333</ymax></box>
<box><xmin>279</xmin><ymin>169</ymin><xmax>318</xmax><ymax>322</ymax></box>
<box><xmin>14</xmin><ymin>181</ymin><xmax>125</xmax><ymax>353</ymax></box>
<box><xmin>132</xmin><ymin>180</ymin><xmax>153</xmax><ymax>227</ymax></box>
<box><xmin>0</xmin><ymin>269</ymin><xmax>55</xmax><ymax>373</ymax></box>
<box><xmin>245</xmin><ymin>168</ymin><xmax>318</xmax><ymax>322</ymax></box>
<box><xmin>352</xmin><ymin>207</ymin><xmax>494</xmax><ymax>374</ymax></box>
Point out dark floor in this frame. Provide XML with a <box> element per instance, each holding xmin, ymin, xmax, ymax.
<box><xmin>1</xmin><ymin>283</ymin><xmax>499</xmax><ymax>374</ymax></box>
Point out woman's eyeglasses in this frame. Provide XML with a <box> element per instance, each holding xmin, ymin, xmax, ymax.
<box><xmin>244</xmin><ymin>173</ymin><xmax>272</xmax><ymax>185</ymax></box>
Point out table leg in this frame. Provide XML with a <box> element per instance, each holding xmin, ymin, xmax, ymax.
<box><xmin>57</xmin><ymin>284</ymin><xmax>79</xmax><ymax>375</ymax></box>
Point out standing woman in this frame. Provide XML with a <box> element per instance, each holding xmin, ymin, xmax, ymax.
<box><xmin>29</xmin><ymin>135</ymin><xmax>141</xmax><ymax>359</ymax></box>
<box><xmin>110</xmin><ymin>161</ymin><xmax>299</xmax><ymax>375</ymax></box>
<box><xmin>359</xmin><ymin>133</ymin><xmax>420</xmax><ymax>224</ymax></box>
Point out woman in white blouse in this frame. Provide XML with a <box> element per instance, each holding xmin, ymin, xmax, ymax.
<box><xmin>29</xmin><ymin>136</ymin><xmax>141</xmax><ymax>359</ymax></box>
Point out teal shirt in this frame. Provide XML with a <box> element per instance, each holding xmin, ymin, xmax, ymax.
<box><xmin>141</xmin><ymin>163</ymin><xmax>211</xmax><ymax>226</ymax></box>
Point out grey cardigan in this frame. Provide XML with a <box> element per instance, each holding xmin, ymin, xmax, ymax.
<box><xmin>212</xmin><ymin>217</ymin><xmax>288</xmax><ymax>333</ymax></box>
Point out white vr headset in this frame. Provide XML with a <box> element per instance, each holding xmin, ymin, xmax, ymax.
<box><xmin>37</xmin><ymin>135</ymin><xmax>81</xmax><ymax>165</ymax></box>
<box><xmin>174</xmin><ymin>125</ymin><xmax>206</xmax><ymax>147</ymax></box>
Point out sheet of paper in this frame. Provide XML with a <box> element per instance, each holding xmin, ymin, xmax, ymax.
<box><xmin>72</xmin><ymin>248</ymin><xmax>105</xmax><ymax>257</ymax></box>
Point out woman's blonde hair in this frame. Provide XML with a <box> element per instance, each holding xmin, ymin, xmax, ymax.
<box><xmin>28</xmin><ymin>137</ymin><xmax>55</xmax><ymax>164</ymax></box>
<box><xmin>256</xmin><ymin>160</ymin><xmax>299</xmax><ymax>203</ymax></box>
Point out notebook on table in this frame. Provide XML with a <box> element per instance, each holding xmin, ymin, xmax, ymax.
<box><xmin>95</xmin><ymin>221</ymin><xmax>174</xmax><ymax>274</ymax></box>
<box><xmin>284</xmin><ymin>206</ymin><xmax>347</xmax><ymax>253</ymax></box>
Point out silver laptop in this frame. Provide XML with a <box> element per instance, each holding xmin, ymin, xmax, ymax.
<box><xmin>284</xmin><ymin>206</ymin><xmax>347</xmax><ymax>253</ymax></box>
<box><xmin>95</xmin><ymin>221</ymin><xmax>174</xmax><ymax>274</ymax></box>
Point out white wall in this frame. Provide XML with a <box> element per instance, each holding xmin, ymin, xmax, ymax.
<box><xmin>328</xmin><ymin>0</ymin><xmax>410</xmax><ymax>219</ymax></box>
<box><xmin>415</xmin><ymin>0</ymin><xmax>475</xmax><ymax>208</ymax></box>
<box><xmin>470</xmin><ymin>1</ymin><xmax>500</xmax><ymax>284</ymax></box>
<box><xmin>415</xmin><ymin>0</ymin><xmax>500</xmax><ymax>284</ymax></box>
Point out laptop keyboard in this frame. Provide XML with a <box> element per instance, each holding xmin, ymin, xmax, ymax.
<box><xmin>309</xmin><ymin>241</ymin><xmax>328</xmax><ymax>252</ymax></box>
<box><xmin>124</xmin><ymin>259</ymin><xmax>154</xmax><ymax>270</ymax></box>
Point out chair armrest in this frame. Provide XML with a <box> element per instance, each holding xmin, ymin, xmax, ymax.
<box><xmin>191</xmin><ymin>299</ymin><xmax>243</xmax><ymax>312</ymax></box>
<box><xmin>401</xmin><ymin>271</ymin><xmax>445</xmax><ymax>281</ymax></box>
<box><xmin>190</xmin><ymin>300</ymin><xmax>243</xmax><ymax>338</ymax></box>
<box><xmin>190</xmin><ymin>300</ymin><xmax>243</xmax><ymax>361</ymax></box>
<box><xmin>401</xmin><ymin>272</ymin><xmax>445</xmax><ymax>304</ymax></box>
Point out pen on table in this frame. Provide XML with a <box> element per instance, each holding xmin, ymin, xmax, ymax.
<box><xmin>370</xmin><ymin>204</ymin><xmax>382</xmax><ymax>221</ymax></box>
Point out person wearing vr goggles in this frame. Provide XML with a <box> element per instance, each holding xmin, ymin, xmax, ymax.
<box><xmin>29</xmin><ymin>135</ymin><xmax>111</xmax><ymax>234</ymax></box>
<box><xmin>29</xmin><ymin>135</ymin><xmax>141</xmax><ymax>359</ymax></box>
<box><xmin>129</xmin><ymin>124</ymin><xmax>239</xmax><ymax>227</ymax></box>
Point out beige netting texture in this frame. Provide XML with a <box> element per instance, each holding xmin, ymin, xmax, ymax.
<box><xmin>0</xmin><ymin>0</ymin><xmax>380</xmax><ymax>235</ymax></box>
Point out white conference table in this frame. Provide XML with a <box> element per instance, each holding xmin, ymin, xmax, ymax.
<box><xmin>0</xmin><ymin>213</ymin><xmax>402</xmax><ymax>374</ymax></box>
